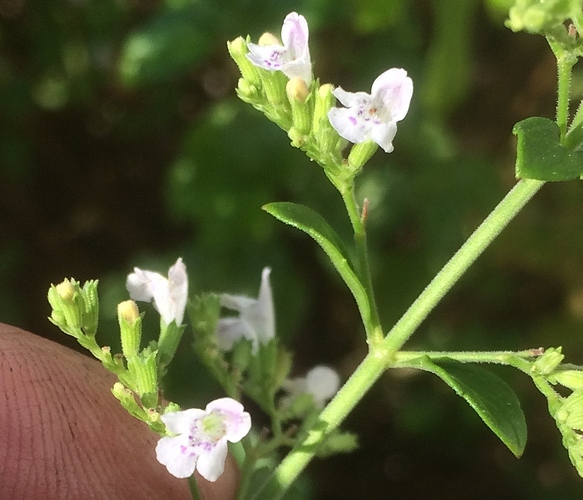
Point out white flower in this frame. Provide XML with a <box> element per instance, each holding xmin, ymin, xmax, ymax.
<box><xmin>156</xmin><ymin>397</ymin><xmax>251</xmax><ymax>482</ymax></box>
<box><xmin>215</xmin><ymin>267</ymin><xmax>275</xmax><ymax>353</ymax></box>
<box><xmin>283</xmin><ymin>365</ymin><xmax>340</xmax><ymax>409</ymax></box>
<box><xmin>328</xmin><ymin>68</ymin><xmax>413</xmax><ymax>153</ymax></box>
<box><xmin>247</xmin><ymin>12</ymin><xmax>312</xmax><ymax>85</ymax></box>
<box><xmin>126</xmin><ymin>257</ymin><xmax>188</xmax><ymax>326</ymax></box>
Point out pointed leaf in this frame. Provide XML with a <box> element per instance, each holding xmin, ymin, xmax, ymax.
<box><xmin>263</xmin><ymin>202</ymin><xmax>371</xmax><ymax>327</ymax></box>
<box><xmin>513</xmin><ymin>117</ymin><xmax>583</xmax><ymax>181</ymax></box>
<box><xmin>408</xmin><ymin>356</ymin><xmax>527</xmax><ymax>457</ymax></box>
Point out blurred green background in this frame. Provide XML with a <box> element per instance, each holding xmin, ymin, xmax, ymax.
<box><xmin>3</xmin><ymin>0</ymin><xmax>583</xmax><ymax>498</ymax></box>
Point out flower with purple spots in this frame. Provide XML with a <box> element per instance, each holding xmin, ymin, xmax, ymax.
<box><xmin>328</xmin><ymin>68</ymin><xmax>413</xmax><ymax>153</ymax></box>
<box><xmin>247</xmin><ymin>12</ymin><xmax>312</xmax><ymax>85</ymax></box>
<box><xmin>155</xmin><ymin>398</ymin><xmax>251</xmax><ymax>482</ymax></box>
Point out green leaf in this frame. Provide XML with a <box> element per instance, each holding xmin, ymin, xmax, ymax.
<box><xmin>513</xmin><ymin>117</ymin><xmax>583</xmax><ymax>181</ymax></box>
<box><xmin>263</xmin><ymin>202</ymin><xmax>371</xmax><ymax>327</ymax></box>
<box><xmin>408</xmin><ymin>356</ymin><xmax>527</xmax><ymax>457</ymax></box>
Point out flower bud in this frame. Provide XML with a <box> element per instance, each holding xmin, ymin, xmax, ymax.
<box><xmin>348</xmin><ymin>140</ymin><xmax>378</xmax><ymax>174</ymax></box>
<box><xmin>286</xmin><ymin>77</ymin><xmax>309</xmax><ymax>103</ymax></box>
<box><xmin>127</xmin><ymin>347</ymin><xmax>158</xmax><ymax>398</ymax></box>
<box><xmin>118</xmin><ymin>299</ymin><xmax>142</xmax><ymax>358</ymax></box>
<box><xmin>227</xmin><ymin>36</ymin><xmax>262</xmax><ymax>88</ymax></box>
<box><xmin>258</xmin><ymin>32</ymin><xmax>280</xmax><ymax>46</ymax></box>
<box><xmin>552</xmin><ymin>370</ymin><xmax>583</xmax><ymax>391</ymax></box>
<box><xmin>56</xmin><ymin>279</ymin><xmax>75</xmax><ymax>301</ymax></box>
<box><xmin>313</xmin><ymin>84</ymin><xmax>340</xmax><ymax>155</ymax></box>
<box><xmin>236</xmin><ymin>77</ymin><xmax>257</xmax><ymax>101</ymax></box>
<box><xmin>532</xmin><ymin>347</ymin><xmax>564</xmax><ymax>375</ymax></box>
<box><xmin>118</xmin><ymin>300</ymin><xmax>139</xmax><ymax>324</ymax></box>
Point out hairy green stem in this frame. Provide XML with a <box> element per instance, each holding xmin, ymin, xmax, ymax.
<box><xmin>547</xmin><ymin>36</ymin><xmax>576</xmax><ymax>141</ymax></box>
<box><xmin>393</xmin><ymin>349</ymin><xmax>537</xmax><ymax>373</ymax></box>
<box><xmin>257</xmin><ymin>178</ymin><xmax>543</xmax><ymax>498</ymax></box>
<box><xmin>380</xmin><ymin>178</ymin><xmax>544</xmax><ymax>356</ymax></box>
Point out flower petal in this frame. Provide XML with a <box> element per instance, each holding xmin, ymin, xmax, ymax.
<box><xmin>126</xmin><ymin>269</ymin><xmax>166</xmax><ymax>303</ymax></box>
<box><xmin>332</xmin><ymin>87</ymin><xmax>371</xmax><ymax>108</ymax></box>
<box><xmin>206</xmin><ymin>397</ymin><xmax>252</xmax><ymax>442</ymax></box>
<box><xmin>216</xmin><ymin>268</ymin><xmax>276</xmax><ymax>351</ymax></box>
<box><xmin>281</xmin><ymin>12</ymin><xmax>309</xmax><ymax>59</ymax></box>
<box><xmin>255</xmin><ymin>267</ymin><xmax>275</xmax><ymax>344</ymax></box>
<box><xmin>280</xmin><ymin>12</ymin><xmax>311</xmax><ymax>83</ymax></box>
<box><xmin>156</xmin><ymin>435</ymin><xmax>198</xmax><ymax>478</ymax></box>
<box><xmin>220</xmin><ymin>293</ymin><xmax>257</xmax><ymax>312</ymax></box>
<box><xmin>246</xmin><ymin>43</ymin><xmax>287</xmax><ymax>71</ymax></box>
<box><xmin>305</xmin><ymin>366</ymin><xmax>340</xmax><ymax>407</ymax></box>
<box><xmin>369</xmin><ymin>120</ymin><xmax>398</xmax><ymax>153</ymax></box>
<box><xmin>371</xmin><ymin>68</ymin><xmax>413</xmax><ymax>122</ymax></box>
<box><xmin>161</xmin><ymin>408</ymin><xmax>205</xmax><ymax>434</ymax></box>
<box><xmin>195</xmin><ymin>439</ymin><xmax>228</xmax><ymax>482</ymax></box>
<box><xmin>167</xmin><ymin>258</ymin><xmax>188</xmax><ymax>325</ymax></box>
<box><xmin>126</xmin><ymin>258</ymin><xmax>189</xmax><ymax>325</ymax></box>
<box><xmin>328</xmin><ymin>107</ymin><xmax>371</xmax><ymax>144</ymax></box>
<box><xmin>215</xmin><ymin>317</ymin><xmax>257</xmax><ymax>351</ymax></box>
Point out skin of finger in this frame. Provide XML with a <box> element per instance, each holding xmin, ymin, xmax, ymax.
<box><xmin>0</xmin><ymin>323</ymin><xmax>238</xmax><ymax>500</ymax></box>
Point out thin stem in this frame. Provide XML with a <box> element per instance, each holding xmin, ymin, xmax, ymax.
<box><xmin>380</xmin><ymin>178</ymin><xmax>544</xmax><ymax>356</ymax></box>
<box><xmin>547</xmin><ymin>36</ymin><xmax>576</xmax><ymax>142</ymax></box>
<box><xmin>339</xmin><ymin>181</ymin><xmax>384</xmax><ymax>345</ymax></box>
<box><xmin>188</xmin><ymin>476</ymin><xmax>202</xmax><ymax>500</ymax></box>
<box><xmin>257</xmin><ymin>178</ymin><xmax>543</xmax><ymax>498</ymax></box>
<box><xmin>393</xmin><ymin>349</ymin><xmax>538</xmax><ymax>374</ymax></box>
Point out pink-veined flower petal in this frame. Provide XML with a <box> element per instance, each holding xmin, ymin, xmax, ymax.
<box><xmin>246</xmin><ymin>12</ymin><xmax>312</xmax><ymax>84</ymax></box>
<box><xmin>327</xmin><ymin>68</ymin><xmax>413</xmax><ymax>153</ymax></box>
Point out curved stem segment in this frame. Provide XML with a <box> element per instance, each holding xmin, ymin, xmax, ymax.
<box><xmin>257</xmin><ymin>178</ymin><xmax>544</xmax><ymax>499</ymax></box>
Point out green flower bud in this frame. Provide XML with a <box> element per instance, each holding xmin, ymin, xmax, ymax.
<box><xmin>48</xmin><ymin>279</ymin><xmax>81</xmax><ymax>334</ymax></box>
<box><xmin>313</xmin><ymin>83</ymin><xmax>339</xmax><ymax>154</ymax></box>
<box><xmin>532</xmin><ymin>347</ymin><xmax>564</xmax><ymax>375</ymax></box>
<box><xmin>507</xmin><ymin>0</ymin><xmax>573</xmax><ymax>34</ymax></box>
<box><xmin>259</xmin><ymin>68</ymin><xmax>289</xmax><ymax>114</ymax></box>
<box><xmin>227</xmin><ymin>36</ymin><xmax>262</xmax><ymax>88</ymax></box>
<box><xmin>56</xmin><ymin>279</ymin><xmax>75</xmax><ymax>301</ymax></box>
<box><xmin>560</xmin><ymin>390</ymin><xmax>583</xmax><ymax>431</ymax></box>
<box><xmin>348</xmin><ymin>140</ymin><xmax>378</xmax><ymax>174</ymax></box>
<box><xmin>111</xmin><ymin>382</ymin><xmax>145</xmax><ymax>420</ymax></box>
<box><xmin>287</xmin><ymin>77</ymin><xmax>312</xmax><ymax>136</ymax></box>
<box><xmin>118</xmin><ymin>300</ymin><xmax>142</xmax><ymax>358</ymax></box>
<box><xmin>126</xmin><ymin>347</ymin><xmax>158</xmax><ymax>398</ymax></box>
<box><xmin>552</xmin><ymin>370</ymin><xmax>583</xmax><ymax>391</ymax></box>
<box><xmin>80</xmin><ymin>280</ymin><xmax>99</xmax><ymax>337</ymax></box>
<box><xmin>236</xmin><ymin>78</ymin><xmax>258</xmax><ymax>101</ymax></box>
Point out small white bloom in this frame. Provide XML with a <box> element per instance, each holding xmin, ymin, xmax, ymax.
<box><xmin>126</xmin><ymin>257</ymin><xmax>188</xmax><ymax>326</ymax></box>
<box><xmin>328</xmin><ymin>68</ymin><xmax>413</xmax><ymax>153</ymax></box>
<box><xmin>156</xmin><ymin>397</ymin><xmax>251</xmax><ymax>482</ymax></box>
<box><xmin>247</xmin><ymin>12</ymin><xmax>312</xmax><ymax>85</ymax></box>
<box><xmin>283</xmin><ymin>365</ymin><xmax>340</xmax><ymax>409</ymax></box>
<box><xmin>216</xmin><ymin>267</ymin><xmax>275</xmax><ymax>353</ymax></box>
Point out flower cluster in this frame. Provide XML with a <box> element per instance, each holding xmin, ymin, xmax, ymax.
<box><xmin>235</xmin><ymin>11</ymin><xmax>413</xmax><ymax>158</ymax></box>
